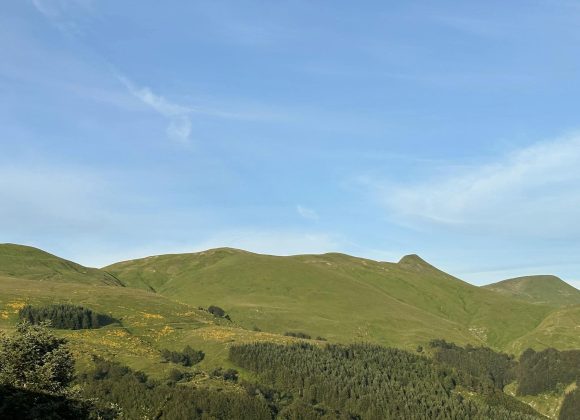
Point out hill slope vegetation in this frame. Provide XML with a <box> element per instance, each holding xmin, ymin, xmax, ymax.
<box><xmin>0</xmin><ymin>244</ymin><xmax>122</xmax><ymax>286</ymax></box>
<box><xmin>106</xmin><ymin>248</ymin><xmax>579</xmax><ymax>352</ymax></box>
<box><xmin>483</xmin><ymin>275</ymin><xmax>580</xmax><ymax>307</ymax></box>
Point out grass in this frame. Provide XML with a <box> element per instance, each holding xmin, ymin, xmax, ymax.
<box><xmin>0</xmin><ymin>244</ymin><xmax>121</xmax><ymax>286</ymax></box>
<box><xmin>106</xmin><ymin>248</ymin><xmax>569</xmax><ymax>352</ymax></box>
<box><xmin>0</xmin><ymin>274</ymin><xmax>293</xmax><ymax>379</ymax></box>
<box><xmin>483</xmin><ymin>275</ymin><xmax>580</xmax><ymax>307</ymax></box>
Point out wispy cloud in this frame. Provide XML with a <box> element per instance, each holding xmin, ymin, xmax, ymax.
<box><xmin>118</xmin><ymin>76</ymin><xmax>193</xmax><ymax>144</ymax></box>
<box><xmin>296</xmin><ymin>205</ymin><xmax>319</xmax><ymax>220</ymax></box>
<box><xmin>374</xmin><ymin>133</ymin><xmax>580</xmax><ymax>238</ymax></box>
<box><xmin>117</xmin><ymin>75</ymin><xmax>290</xmax><ymax>144</ymax></box>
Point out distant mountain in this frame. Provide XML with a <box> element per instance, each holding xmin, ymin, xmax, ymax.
<box><xmin>483</xmin><ymin>275</ymin><xmax>580</xmax><ymax>307</ymax></box>
<box><xmin>0</xmin><ymin>243</ymin><xmax>122</xmax><ymax>286</ymax></box>
<box><xmin>105</xmin><ymin>248</ymin><xmax>564</xmax><ymax>352</ymax></box>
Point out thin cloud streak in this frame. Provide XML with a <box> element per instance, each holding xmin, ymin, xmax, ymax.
<box><xmin>118</xmin><ymin>76</ymin><xmax>193</xmax><ymax>144</ymax></box>
<box><xmin>117</xmin><ymin>74</ymin><xmax>290</xmax><ymax>144</ymax></box>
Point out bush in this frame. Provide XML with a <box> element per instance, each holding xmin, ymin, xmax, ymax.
<box><xmin>208</xmin><ymin>305</ymin><xmax>226</xmax><ymax>317</ymax></box>
<box><xmin>160</xmin><ymin>345</ymin><xmax>204</xmax><ymax>367</ymax></box>
<box><xmin>210</xmin><ymin>368</ymin><xmax>238</xmax><ymax>382</ymax></box>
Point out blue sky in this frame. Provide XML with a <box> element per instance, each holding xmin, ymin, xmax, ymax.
<box><xmin>2</xmin><ymin>1</ymin><xmax>580</xmax><ymax>288</ymax></box>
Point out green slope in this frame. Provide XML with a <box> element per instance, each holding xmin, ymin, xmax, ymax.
<box><xmin>106</xmin><ymin>248</ymin><xmax>558</xmax><ymax>351</ymax></box>
<box><xmin>483</xmin><ymin>275</ymin><xmax>580</xmax><ymax>307</ymax></box>
<box><xmin>0</xmin><ymin>243</ymin><xmax>122</xmax><ymax>286</ymax></box>
<box><xmin>0</xmin><ymin>272</ymin><xmax>300</xmax><ymax>378</ymax></box>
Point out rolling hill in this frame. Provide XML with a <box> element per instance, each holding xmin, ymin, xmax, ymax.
<box><xmin>483</xmin><ymin>275</ymin><xmax>580</xmax><ymax>307</ymax></box>
<box><xmin>105</xmin><ymin>248</ymin><xmax>578</xmax><ymax>352</ymax></box>
<box><xmin>0</xmin><ymin>244</ymin><xmax>122</xmax><ymax>286</ymax></box>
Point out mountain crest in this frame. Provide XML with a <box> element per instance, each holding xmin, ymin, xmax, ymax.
<box><xmin>398</xmin><ymin>254</ymin><xmax>435</xmax><ymax>271</ymax></box>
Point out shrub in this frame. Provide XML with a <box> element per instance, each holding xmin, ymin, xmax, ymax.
<box><xmin>160</xmin><ymin>345</ymin><xmax>205</xmax><ymax>367</ymax></box>
<box><xmin>208</xmin><ymin>305</ymin><xmax>226</xmax><ymax>317</ymax></box>
<box><xmin>210</xmin><ymin>368</ymin><xmax>238</xmax><ymax>382</ymax></box>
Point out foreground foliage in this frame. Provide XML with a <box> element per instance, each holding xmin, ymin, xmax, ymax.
<box><xmin>0</xmin><ymin>322</ymin><xmax>98</xmax><ymax>418</ymax></box>
<box><xmin>0</xmin><ymin>322</ymin><xmax>74</xmax><ymax>393</ymax></box>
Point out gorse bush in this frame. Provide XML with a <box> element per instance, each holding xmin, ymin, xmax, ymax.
<box><xmin>19</xmin><ymin>304</ymin><xmax>116</xmax><ymax>330</ymax></box>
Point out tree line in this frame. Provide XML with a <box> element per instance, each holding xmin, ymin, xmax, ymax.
<box><xmin>230</xmin><ymin>342</ymin><xmax>543</xmax><ymax>419</ymax></box>
<box><xmin>430</xmin><ymin>340</ymin><xmax>580</xmax><ymax>420</ymax></box>
<box><xmin>18</xmin><ymin>304</ymin><xmax>116</xmax><ymax>330</ymax></box>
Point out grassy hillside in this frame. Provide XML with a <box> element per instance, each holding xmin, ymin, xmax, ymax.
<box><xmin>483</xmin><ymin>275</ymin><xmax>580</xmax><ymax>307</ymax></box>
<box><xmin>508</xmin><ymin>305</ymin><xmax>580</xmax><ymax>353</ymax></box>
<box><xmin>106</xmin><ymin>248</ymin><xmax>564</xmax><ymax>352</ymax></box>
<box><xmin>0</xmin><ymin>273</ymin><xmax>300</xmax><ymax>379</ymax></box>
<box><xmin>0</xmin><ymin>243</ymin><xmax>122</xmax><ymax>286</ymax></box>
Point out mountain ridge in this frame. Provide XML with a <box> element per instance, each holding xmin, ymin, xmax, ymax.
<box><xmin>483</xmin><ymin>275</ymin><xmax>580</xmax><ymax>307</ymax></box>
<box><xmin>104</xmin><ymin>247</ymin><xmax>570</xmax><ymax>352</ymax></box>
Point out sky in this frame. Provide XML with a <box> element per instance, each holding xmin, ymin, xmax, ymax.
<box><xmin>1</xmin><ymin>1</ymin><xmax>580</xmax><ymax>288</ymax></box>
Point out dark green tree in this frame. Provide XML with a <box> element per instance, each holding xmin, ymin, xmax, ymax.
<box><xmin>0</xmin><ymin>321</ymin><xmax>74</xmax><ymax>394</ymax></box>
<box><xmin>208</xmin><ymin>305</ymin><xmax>226</xmax><ymax>317</ymax></box>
